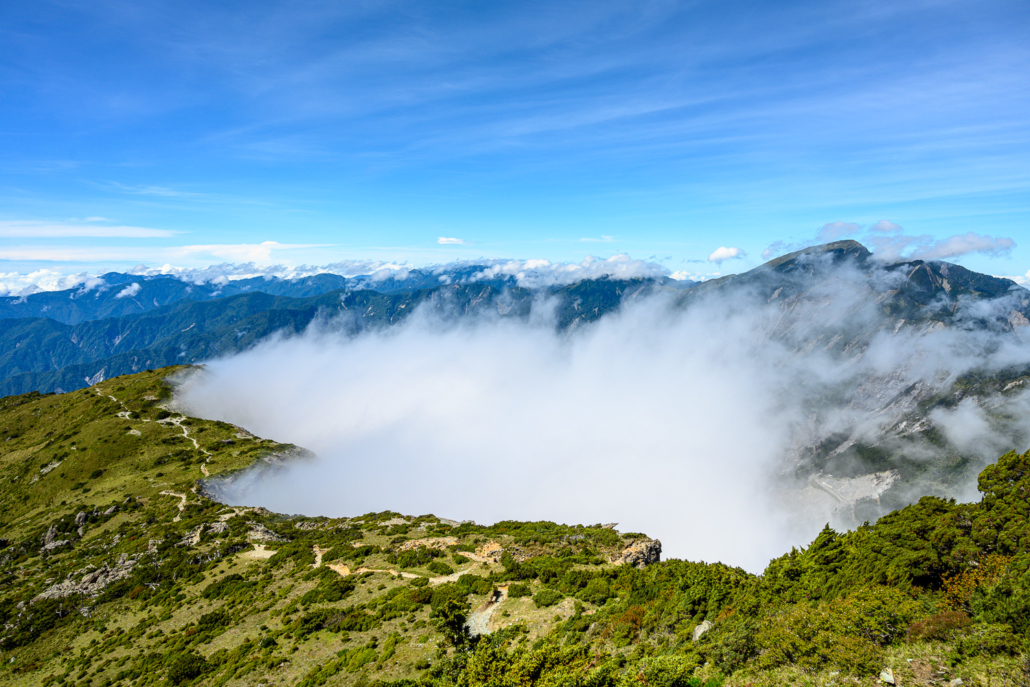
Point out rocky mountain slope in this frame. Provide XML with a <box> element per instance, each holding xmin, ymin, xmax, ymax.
<box><xmin>0</xmin><ymin>367</ymin><xmax>1028</xmax><ymax>686</ymax></box>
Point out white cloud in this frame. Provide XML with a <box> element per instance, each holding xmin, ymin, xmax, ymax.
<box><xmin>869</xmin><ymin>231</ymin><xmax>1016</xmax><ymax>262</ymax></box>
<box><xmin>580</xmin><ymin>235</ymin><xmax>614</xmax><ymax>243</ymax></box>
<box><xmin>471</xmin><ymin>254</ymin><xmax>667</xmax><ymax>287</ymax></box>
<box><xmin>0</xmin><ymin>269</ymin><xmax>106</xmax><ymax>297</ymax></box>
<box><xmin>114</xmin><ymin>282</ymin><xmax>141</xmax><ymax>299</ymax></box>
<box><xmin>437</xmin><ymin>237</ymin><xmax>467</xmax><ymax>245</ymax></box>
<box><xmin>708</xmin><ymin>246</ymin><xmax>746</xmax><ymax>264</ymax></box>
<box><xmin>869</xmin><ymin>220</ymin><xmax>902</xmax><ymax>234</ymax></box>
<box><xmin>0</xmin><ymin>247</ymin><xmax>154</xmax><ymax>262</ymax></box>
<box><xmin>0</xmin><ymin>220</ymin><xmax>176</xmax><ymax>238</ymax></box>
<box><xmin>1000</xmin><ymin>271</ymin><xmax>1030</xmax><ymax>286</ymax></box>
<box><xmin>106</xmin><ymin>182</ymin><xmax>200</xmax><ymax>197</ymax></box>
<box><xmin>669</xmin><ymin>270</ymin><xmax>719</xmax><ymax>282</ymax></box>
<box><xmin>912</xmin><ymin>232</ymin><xmax>1015</xmax><ymax>261</ymax></box>
<box><xmin>166</xmin><ymin>241</ymin><xmax>331</xmax><ymax>263</ymax></box>
<box><xmin>816</xmin><ymin>221</ymin><xmax>860</xmax><ymax>242</ymax></box>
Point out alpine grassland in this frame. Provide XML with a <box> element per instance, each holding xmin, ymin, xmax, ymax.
<box><xmin>0</xmin><ymin>366</ymin><xmax>1027</xmax><ymax>686</ymax></box>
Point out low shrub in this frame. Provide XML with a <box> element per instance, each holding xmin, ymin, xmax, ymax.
<box><xmin>427</xmin><ymin>560</ymin><xmax>454</xmax><ymax>576</ymax></box>
<box><xmin>951</xmin><ymin>623</ymin><xmax>1022</xmax><ymax>662</ymax></box>
<box><xmin>166</xmin><ymin>652</ymin><xmax>209</xmax><ymax>685</ymax></box>
<box><xmin>534</xmin><ymin>589</ymin><xmax>563</xmax><ymax>608</ymax></box>
<box><xmin>906</xmin><ymin>610</ymin><xmax>972</xmax><ymax>642</ymax></box>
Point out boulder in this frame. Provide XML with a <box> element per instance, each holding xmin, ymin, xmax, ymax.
<box><xmin>33</xmin><ymin>554</ymin><xmax>137</xmax><ymax>602</ymax></box>
<box><xmin>692</xmin><ymin>620</ymin><xmax>713</xmax><ymax>642</ymax></box>
<box><xmin>615</xmin><ymin>538</ymin><xmax>662</xmax><ymax>568</ymax></box>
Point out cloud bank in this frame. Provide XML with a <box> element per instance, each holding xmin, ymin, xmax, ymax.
<box><xmin>176</xmin><ymin>258</ymin><xmax>1030</xmax><ymax>572</ymax></box>
<box><xmin>0</xmin><ymin>255</ymin><xmax>673</xmax><ymax>298</ymax></box>
<box><xmin>764</xmin><ymin>223</ymin><xmax>1017</xmax><ymax>264</ymax></box>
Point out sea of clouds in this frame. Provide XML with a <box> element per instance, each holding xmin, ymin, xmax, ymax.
<box><xmin>175</xmin><ymin>255</ymin><xmax>1030</xmax><ymax>572</ymax></box>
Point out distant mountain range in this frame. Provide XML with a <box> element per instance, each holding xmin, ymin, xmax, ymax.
<box><xmin>0</xmin><ymin>272</ymin><xmax>677</xmax><ymax>397</ymax></box>
<box><xmin>1</xmin><ymin>241</ymin><xmax>1026</xmax><ymax>405</ymax></box>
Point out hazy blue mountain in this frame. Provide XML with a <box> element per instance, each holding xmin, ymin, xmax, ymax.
<box><xmin>1</xmin><ymin>242</ymin><xmax>1027</xmax><ymax>407</ymax></box>
<box><xmin>0</xmin><ymin>279</ymin><xmax>676</xmax><ymax>396</ymax></box>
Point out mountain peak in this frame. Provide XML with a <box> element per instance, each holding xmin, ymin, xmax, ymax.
<box><xmin>764</xmin><ymin>240</ymin><xmax>871</xmax><ymax>269</ymax></box>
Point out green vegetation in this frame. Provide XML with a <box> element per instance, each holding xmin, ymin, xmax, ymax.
<box><xmin>0</xmin><ymin>366</ymin><xmax>1027</xmax><ymax>686</ymax></box>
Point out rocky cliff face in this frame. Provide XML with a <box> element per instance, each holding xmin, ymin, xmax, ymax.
<box><xmin>614</xmin><ymin>538</ymin><xmax>662</xmax><ymax>568</ymax></box>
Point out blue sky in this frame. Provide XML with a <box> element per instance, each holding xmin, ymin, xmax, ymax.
<box><xmin>1</xmin><ymin>0</ymin><xmax>1029</xmax><ymax>285</ymax></box>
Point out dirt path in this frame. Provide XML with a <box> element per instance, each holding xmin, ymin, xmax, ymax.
<box><xmin>241</xmin><ymin>544</ymin><xmax>277</xmax><ymax>560</ymax></box>
<box><xmin>158</xmin><ymin>415</ymin><xmax>214</xmax><ymax>477</ymax></box>
<box><xmin>312</xmin><ymin>546</ymin><xmax>330</xmax><ymax>568</ymax></box>
<box><xmin>466</xmin><ymin>586</ymin><xmax>508</xmax><ymax>636</ymax></box>
<box><xmin>428</xmin><ymin>567</ymin><xmax>476</xmax><ymax>586</ymax></box>
<box><xmin>93</xmin><ymin>388</ymin><xmax>213</xmax><ymax>479</ymax></box>
<box><xmin>325</xmin><ymin>564</ymin><xmax>425</xmax><ymax>580</ymax></box>
<box><xmin>160</xmin><ymin>491</ymin><xmax>188</xmax><ymax>522</ymax></box>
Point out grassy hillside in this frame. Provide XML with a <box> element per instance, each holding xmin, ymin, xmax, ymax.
<box><xmin>0</xmin><ymin>367</ymin><xmax>1027</xmax><ymax>687</ymax></box>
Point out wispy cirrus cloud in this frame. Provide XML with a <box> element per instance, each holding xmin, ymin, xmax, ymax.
<box><xmin>816</xmin><ymin>221</ymin><xmax>861</xmax><ymax>242</ymax></box>
<box><xmin>104</xmin><ymin>182</ymin><xmax>204</xmax><ymax>198</ymax></box>
<box><xmin>168</xmin><ymin>241</ymin><xmax>332</xmax><ymax>263</ymax></box>
<box><xmin>0</xmin><ymin>220</ymin><xmax>177</xmax><ymax>238</ymax></box>
<box><xmin>437</xmin><ymin>237</ymin><xmax>468</xmax><ymax>245</ymax></box>
<box><xmin>0</xmin><ymin>241</ymin><xmax>328</xmax><ymax>264</ymax></box>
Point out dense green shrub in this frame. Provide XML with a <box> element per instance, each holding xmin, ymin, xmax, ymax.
<box><xmin>753</xmin><ymin>586</ymin><xmax>920</xmax><ymax>673</ymax></box>
<box><xmin>202</xmin><ymin>573</ymin><xmax>256</xmax><ymax>600</ymax></box>
<box><xmin>166</xmin><ymin>652</ymin><xmax>209</xmax><ymax>685</ymax></box>
<box><xmin>427</xmin><ymin>560</ymin><xmax>454</xmax><ymax>576</ymax></box>
<box><xmin>534</xmin><ymin>589</ymin><xmax>563</xmax><ymax>608</ymax></box>
<box><xmin>951</xmin><ymin>623</ymin><xmax>1022</xmax><ymax>661</ymax></box>
<box><xmin>616</xmin><ymin>655</ymin><xmax>705</xmax><ymax>687</ymax></box>
<box><xmin>394</xmin><ymin>547</ymin><xmax>442</xmax><ymax>569</ymax></box>
<box><xmin>580</xmin><ymin>578</ymin><xmax>612</xmax><ymax>605</ymax></box>
<box><xmin>971</xmin><ymin>568</ymin><xmax>1030</xmax><ymax>635</ymax></box>
<box><xmin>300</xmin><ymin>574</ymin><xmax>356</xmax><ymax>605</ymax></box>
<box><xmin>508</xmin><ymin>583</ymin><xmax>532</xmax><ymax>598</ymax></box>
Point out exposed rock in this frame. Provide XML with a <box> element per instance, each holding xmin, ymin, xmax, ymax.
<box><xmin>692</xmin><ymin>620</ymin><xmax>713</xmax><ymax>642</ymax></box>
<box><xmin>103</xmin><ymin>506</ymin><xmax>117</xmax><ymax>516</ymax></box>
<box><xmin>208</xmin><ymin>521</ymin><xmax>229</xmax><ymax>534</ymax></box>
<box><xmin>474</xmin><ymin>541</ymin><xmax>504</xmax><ymax>563</ymax></box>
<box><xmin>40</xmin><ymin>525</ymin><xmax>70</xmax><ymax>553</ymax></box>
<box><xmin>879</xmin><ymin>667</ymin><xmax>895</xmax><ymax>684</ymax></box>
<box><xmin>247</xmin><ymin>522</ymin><xmax>289</xmax><ymax>543</ymax></box>
<box><xmin>33</xmin><ymin>554</ymin><xmax>137</xmax><ymax>602</ymax></box>
<box><xmin>74</xmin><ymin>512</ymin><xmax>86</xmax><ymax>526</ymax></box>
<box><xmin>614</xmin><ymin>538</ymin><xmax>662</xmax><ymax>568</ymax></box>
<box><xmin>294</xmin><ymin>521</ymin><xmax>322</xmax><ymax>530</ymax></box>
<box><xmin>399</xmin><ymin>537</ymin><xmax>457</xmax><ymax>552</ymax></box>
<box><xmin>180</xmin><ymin>525</ymin><xmax>205</xmax><ymax>547</ymax></box>
<box><xmin>39</xmin><ymin>461</ymin><xmax>61</xmax><ymax>475</ymax></box>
